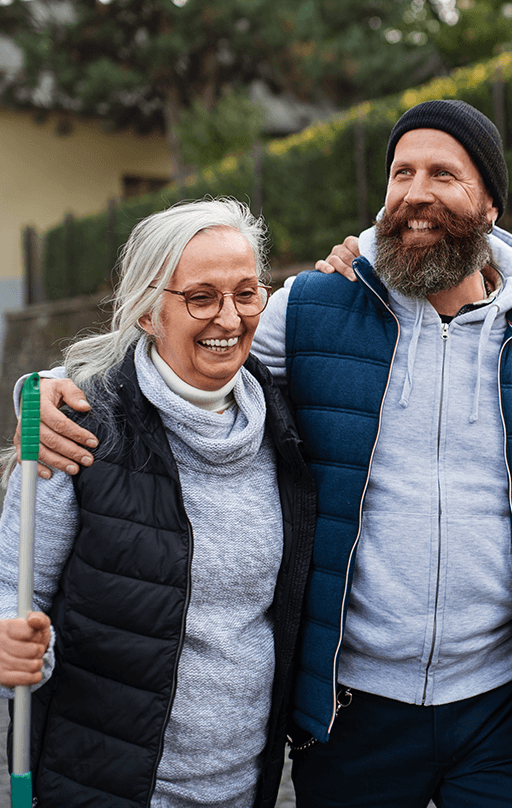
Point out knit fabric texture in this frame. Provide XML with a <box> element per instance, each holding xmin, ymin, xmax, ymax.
<box><xmin>385</xmin><ymin>99</ymin><xmax>509</xmax><ymax>219</ymax></box>
<box><xmin>0</xmin><ymin>343</ymin><xmax>284</xmax><ymax>807</ymax></box>
<box><xmin>135</xmin><ymin>341</ymin><xmax>284</xmax><ymax>807</ymax></box>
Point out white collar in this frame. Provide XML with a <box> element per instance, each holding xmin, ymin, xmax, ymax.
<box><xmin>150</xmin><ymin>345</ymin><xmax>238</xmax><ymax>412</ymax></box>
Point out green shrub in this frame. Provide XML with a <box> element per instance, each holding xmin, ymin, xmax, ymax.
<box><xmin>43</xmin><ymin>52</ymin><xmax>512</xmax><ymax>300</ymax></box>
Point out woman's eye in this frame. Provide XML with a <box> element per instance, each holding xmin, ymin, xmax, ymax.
<box><xmin>189</xmin><ymin>293</ymin><xmax>216</xmax><ymax>305</ymax></box>
<box><xmin>236</xmin><ymin>289</ymin><xmax>258</xmax><ymax>300</ymax></box>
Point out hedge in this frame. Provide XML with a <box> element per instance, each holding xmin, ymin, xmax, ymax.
<box><xmin>43</xmin><ymin>51</ymin><xmax>512</xmax><ymax>300</ymax></box>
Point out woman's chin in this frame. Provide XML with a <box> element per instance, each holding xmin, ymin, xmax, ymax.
<box><xmin>192</xmin><ymin>348</ymin><xmax>248</xmax><ymax>389</ymax></box>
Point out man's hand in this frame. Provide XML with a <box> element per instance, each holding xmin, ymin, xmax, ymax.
<box><xmin>315</xmin><ymin>236</ymin><xmax>360</xmax><ymax>281</ymax></box>
<box><xmin>14</xmin><ymin>378</ymin><xmax>98</xmax><ymax>479</ymax></box>
<box><xmin>0</xmin><ymin>612</ymin><xmax>52</xmax><ymax>688</ymax></box>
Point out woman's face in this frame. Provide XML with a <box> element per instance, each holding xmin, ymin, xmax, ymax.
<box><xmin>140</xmin><ymin>227</ymin><xmax>261</xmax><ymax>391</ymax></box>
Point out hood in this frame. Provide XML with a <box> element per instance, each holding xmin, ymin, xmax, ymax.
<box><xmin>357</xmin><ymin>223</ymin><xmax>512</xmax><ymax>422</ymax></box>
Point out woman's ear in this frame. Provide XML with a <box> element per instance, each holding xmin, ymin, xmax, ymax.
<box><xmin>137</xmin><ymin>313</ymin><xmax>155</xmax><ymax>335</ymax></box>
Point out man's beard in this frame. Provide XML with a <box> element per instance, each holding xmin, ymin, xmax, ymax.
<box><xmin>374</xmin><ymin>205</ymin><xmax>492</xmax><ymax>299</ymax></box>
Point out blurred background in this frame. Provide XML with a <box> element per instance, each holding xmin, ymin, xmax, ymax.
<box><xmin>0</xmin><ymin>2</ymin><xmax>511</xmax><ymax>802</ymax></box>
<box><xmin>1</xmin><ymin>0</ymin><xmax>512</xmax><ymax>445</ymax></box>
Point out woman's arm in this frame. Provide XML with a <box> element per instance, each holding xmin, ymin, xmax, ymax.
<box><xmin>0</xmin><ymin>464</ymin><xmax>80</xmax><ymax>695</ymax></box>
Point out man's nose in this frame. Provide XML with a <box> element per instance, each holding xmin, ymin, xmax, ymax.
<box><xmin>404</xmin><ymin>172</ymin><xmax>435</xmax><ymax>206</ymax></box>
<box><xmin>215</xmin><ymin>294</ymin><xmax>241</xmax><ymax>328</ymax></box>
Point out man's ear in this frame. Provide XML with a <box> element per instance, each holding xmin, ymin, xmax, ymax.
<box><xmin>483</xmin><ymin>190</ymin><xmax>499</xmax><ymax>228</ymax></box>
<box><xmin>138</xmin><ymin>313</ymin><xmax>155</xmax><ymax>335</ymax></box>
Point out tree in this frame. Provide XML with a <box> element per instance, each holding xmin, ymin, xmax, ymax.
<box><xmin>0</xmin><ymin>0</ymin><xmax>492</xmax><ymax>176</ymax></box>
<box><xmin>432</xmin><ymin>0</ymin><xmax>512</xmax><ymax>68</ymax></box>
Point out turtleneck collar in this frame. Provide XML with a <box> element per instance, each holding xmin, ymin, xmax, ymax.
<box><xmin>150</xmin><ymin>344</ymin><xmax>238</xmax><ymax>412</ymax></box>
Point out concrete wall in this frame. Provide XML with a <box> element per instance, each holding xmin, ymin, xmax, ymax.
<box><xmin>0</xmin><ymin>107</ymin><xmax>171</xmax><ymax>363</ymax></box>
<box><xmin>0</xmin><ymin>292</ymin><xmax>109</xmax><ymax>452</ymax></box>
<box><xmin>0</xmin><ymin>107</ymin><xmax>171</xmax><ymax>285</ymax></box>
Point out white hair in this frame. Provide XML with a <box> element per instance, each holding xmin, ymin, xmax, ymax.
<box><xmin>1</xmin><ymin>198</ymin><xmax>268</xmax><ymax>486</ymax></box>
<box><xmin>64</xmin><ymin>197</ymin><xmax>268</xmax><ymax>391</ymax></box>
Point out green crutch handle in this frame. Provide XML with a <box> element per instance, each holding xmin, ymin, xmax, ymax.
<box><xmin>10</xmin><ymin>772</ymin><xmax>32</xmax><ymax>808</ymax></box>
<box><xmin>20</xmin><ymin>373</ymin><xmax>40</xmax><ymax>461</ymax></box>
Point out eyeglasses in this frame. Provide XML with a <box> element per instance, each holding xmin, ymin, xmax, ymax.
<box><xmin>148</xmin><ymin>283</ymin><xmax>272</xmax><ymax>320</ymax></box>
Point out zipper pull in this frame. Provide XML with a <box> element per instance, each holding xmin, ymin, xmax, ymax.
<box><xmin>441</xmin><ymin>322</ymin><xmax>449</xmax><ymax>340</ymax></box>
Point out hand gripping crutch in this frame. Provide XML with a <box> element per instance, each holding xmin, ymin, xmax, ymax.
<box><xmin>11</xmin><ymin>373</ymin><xmax>40</xmax><ymax>808</ymax></box>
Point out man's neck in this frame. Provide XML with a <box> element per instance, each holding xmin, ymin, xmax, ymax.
<box><xmin>427</xmin><ymin>269</ymin><xmax>490</xmax><ymax>317</ymax></box>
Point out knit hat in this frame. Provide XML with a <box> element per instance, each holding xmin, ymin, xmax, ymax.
<box><xmin>386</xmin><ymin>99</ymin><xmax>509</xmax><ymax>219</ymax></box>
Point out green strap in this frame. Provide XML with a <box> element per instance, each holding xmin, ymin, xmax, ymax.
<box><xmin>10</xmin><ymin>772</ymin><xmax>32</xmax><ymax>807</ymax></box>
<box><xmin>20</xmin><ymin>373</ymin><xmax>40</xmax><ymax>462</ymax></box>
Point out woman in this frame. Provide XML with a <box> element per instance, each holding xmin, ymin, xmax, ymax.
<box><xmin>0</xmin><ymin>198</ymin><xmax>316</xmax><ymax>808</ymax></box>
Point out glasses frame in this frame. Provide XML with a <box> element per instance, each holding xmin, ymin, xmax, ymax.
<box><xmin>148</xmin><ymin>283</ymin><xmax>272</xmax><ymax>320</ymax></box>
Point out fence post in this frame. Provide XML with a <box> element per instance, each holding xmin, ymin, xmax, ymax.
<box><xmin>107</xmin><ymin>197</ymin><xmax>118</xmax><ymax>287</ymax></box>
<box><xmin>354</xmin><ymin>118</ymin><xmax>370</xmax><ymax>231</ymax></box>
<box><xmin>493</xmin><ymin>76</ymin><xmax>506</xmax><ymax>148</ymax></box>
<box><xmin>22</xmin><ymin>226</ymin><xmax>45</xmax><ymax>305</ymax></box>
<box><xmin>63</xmin><ymin>213</ymin><xmax>75</xmax><ymax>298</ymax></box>
<box><xmin>252</xmin><ymin>140</ymin><xmax>264</xmax><ymax>216</ymax></box>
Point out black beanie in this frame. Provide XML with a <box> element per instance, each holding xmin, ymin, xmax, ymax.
<box><xmin>386</xmin><ymin>99</ymin><xmax>509</xmax><ymax>220</ymax></box>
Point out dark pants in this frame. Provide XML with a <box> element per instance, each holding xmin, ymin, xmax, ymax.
<box><xmin>291</xmin><ymin>680</ymin><xmax>512</xmax><ymax>807</ymax></box>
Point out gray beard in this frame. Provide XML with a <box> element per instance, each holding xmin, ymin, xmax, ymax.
<box><xmin>374</xmin><ymin>220</ymin><xmax>492</xmax><ymax>299</ymax></box>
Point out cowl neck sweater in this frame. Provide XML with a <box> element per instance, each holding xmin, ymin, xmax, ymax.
<box><xmin>135</xmin><ymin>339</ymin><xmax>267</xmax><ymax>475</ymax></box>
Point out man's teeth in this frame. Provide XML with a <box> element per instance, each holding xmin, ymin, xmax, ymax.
<box><xmin>200</xmin><ymin>337</ymin><xmax>239</xmax><ymax>351</ymax></box>
<box><xmin>408</xmin><ymin>220</ymin><xmax>436</xmax><ymax>230</ymax></box>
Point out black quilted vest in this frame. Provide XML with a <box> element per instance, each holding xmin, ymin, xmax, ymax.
<box><xmin>9</xmin><ymin>350</ymin><xmax>315</xmax><ymax>808</ymax></box>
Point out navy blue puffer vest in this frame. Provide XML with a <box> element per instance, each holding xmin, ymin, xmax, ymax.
<box><xmin>286</xmin><ymin>260</ymin><xmax>512</xmax><ymax>743</ymax></box>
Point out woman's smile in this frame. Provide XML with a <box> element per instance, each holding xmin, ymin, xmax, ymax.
<box><xmin>139</xmin><ymin>227</ymin><xmax>260</xmax><ymax>391</ymax></box>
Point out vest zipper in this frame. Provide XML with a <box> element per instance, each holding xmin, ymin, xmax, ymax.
<box><xmin>327</xmin><ymin>269</ymin><xmax>401</xmax><ymax>735</ymax></box>
<box><xmin>421</xmin><ymin>320</ymin><xmax>450</xmax><ymax>704</ymax></box>
<box><xmin>147</xmin><ymin>516</ymin><xmax>194</xmax><ymax>807</ymax></box>
<box><xmin>498</xmin><ymin>331</ymin><xmax>512</xmax><ymax>517</ymax></box>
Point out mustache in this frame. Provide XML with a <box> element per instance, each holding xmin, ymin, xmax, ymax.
<box><xmin>377</xmin><ymin>205</ymin><xmax>489</xmax><ymax>242</ymax></box>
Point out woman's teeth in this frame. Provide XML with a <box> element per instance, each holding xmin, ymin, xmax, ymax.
<box><xmin>200</xmin><ymin>337</ymin><xmax>239</xmax><ymax>352</ymax></box>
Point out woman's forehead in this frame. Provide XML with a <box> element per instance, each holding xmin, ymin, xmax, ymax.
<box><xmin>173</xmin><ymin>228</ymin><xmax>257</xmax><ymax>285</ymax></box>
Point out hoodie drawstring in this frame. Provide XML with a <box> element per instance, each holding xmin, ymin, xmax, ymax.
<box><xmin>470</xmin><ymin>303</ymin><xmax>500</xmax><ymax>423</ymax></box>
<box><xmin>400</xmin><ymin>301</ymin><xmax>425</xmax><ymax>409</ymax></box>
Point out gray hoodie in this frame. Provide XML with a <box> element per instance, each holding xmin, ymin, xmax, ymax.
<box><xmin>252</xmin><ymin>226</ymin><xmax>512</xmax><ymax>706</ymax></box>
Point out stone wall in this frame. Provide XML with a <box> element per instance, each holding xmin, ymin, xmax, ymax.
<box><xmin>0</xmin><ymin>292</ymin><xmax>111</xmax><ymax>453</ymax></box>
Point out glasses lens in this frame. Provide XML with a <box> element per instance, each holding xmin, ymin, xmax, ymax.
<box><xmin>234</xmin><ymin>286</ymin><xmax>268</xmax><ymax>316</ymax></box>
<box><xmin>186</xmin><ymin>291</ymin><xmax>222</xmax><ymax>319</ymax></box>
<box><xmin>185</xmin><ymin>286</ymin><xmax>270</xmax><ymax>319</ymax></box>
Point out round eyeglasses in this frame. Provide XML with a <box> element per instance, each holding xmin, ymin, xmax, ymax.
<box><xmin>148</xmin><ymin>283</ymin><xmax>272</xmax><ymax>320</ymax></box>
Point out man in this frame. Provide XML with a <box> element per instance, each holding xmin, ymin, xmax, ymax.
<box><xmin>9</xmin><ymin>100</ymin><xmax>512</xmax><ymax>807</ymax></box>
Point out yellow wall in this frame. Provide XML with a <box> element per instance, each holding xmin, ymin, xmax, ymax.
<box><xmin>0</xmin><ymin>107</ymin><xmax>171</xmax><ymax>282</ymax></box>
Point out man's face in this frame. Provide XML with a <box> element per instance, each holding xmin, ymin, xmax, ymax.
<box><xmin>385</xmin><ymin>128</ymin><xmax>498</xmax><ymax>233</ymax></box>
<box><xmin>374</xmin><ymin>128</ymin><xmax>499</xmax><ymax>299</ymax></box>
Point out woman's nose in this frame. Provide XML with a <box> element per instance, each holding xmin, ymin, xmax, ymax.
<box><xmin>215</xmin><ymin>294</ymin><xmax>241</xmax><ymax>327</ymax></box>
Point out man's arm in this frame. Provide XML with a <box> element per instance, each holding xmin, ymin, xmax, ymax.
<box><xmin>13</xmin><ymin>234</ymin><xmax>360</xmax><ymax>478</ymax></box>
<box><xmin>13</xmin><ymin>372</ymin><xmax>98</xmax><ymax>479</ymax></box>
<box><xmin>251</xmin><ymin>277</ymin><xmax>293</xmax><ymax>375</ymax></box>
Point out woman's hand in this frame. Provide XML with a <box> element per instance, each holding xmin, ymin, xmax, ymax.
<box><xmin>14</xmin><ymin>378</ymin><xmax>98</xmax><ymax>479</ymax></box>
<box><xmin>0</xmin><ymin>612</ymin><xmax>52</xmax><ymax>688</ymax></box>
<box><xmin>315</xmin><ymin>236</ymin><xmax>360</xmax><ymax>281</ymax></box>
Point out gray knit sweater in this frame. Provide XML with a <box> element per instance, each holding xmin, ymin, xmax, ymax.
<box><xmin>0</xmin><ymin>341</ymin><xmax>284</xmax><ymax>807</ymax></box>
